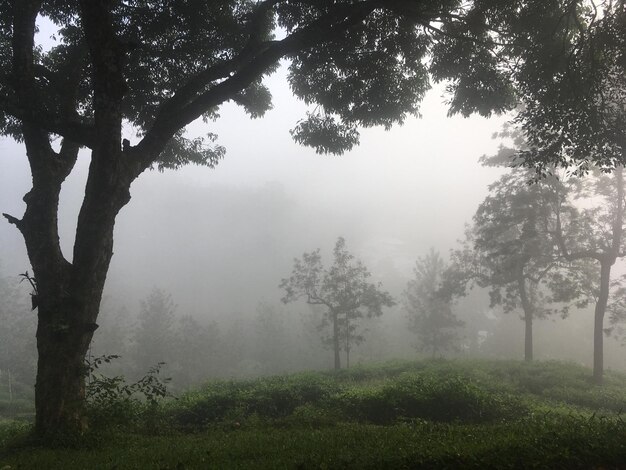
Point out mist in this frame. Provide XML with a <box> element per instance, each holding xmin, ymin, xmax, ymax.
<box><xmin>2</xmin><ymin>65</ymin><xmax>625</xmax><ymax>390</ymax></box>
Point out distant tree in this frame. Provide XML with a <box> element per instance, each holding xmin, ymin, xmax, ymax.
<box><xmin>281</xmin><ymin>237</ymin><xmax>394</xmax><ymax>369</ymax></box>
<box><xmin>471</xmin><ymin>165</ymin><xmax>566</xmax><ymax>361</ymax></box>
<box><xmin>173</xmin><ymin>315</ymin><xmax>220</xmax><ymax>388</ymax></box>
<box><xmin>403</xmin><ymin>249</ymin><xmax>464</xmax><ymax>357</ymax></box>
<box><xmin>132</xmin><ymin>288</ymin><xmax>176</xmax><ymax>378</ymax></box>
<box><xmin>253</xmin><ymin>301</ymin><xmax>293</xmax><ymax>375</ymax></box>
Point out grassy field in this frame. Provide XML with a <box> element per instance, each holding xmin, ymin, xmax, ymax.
<box><xmin>1</xmin><ymin>359</ymin><xmax>626</xmax><ymax>469</ymax></box>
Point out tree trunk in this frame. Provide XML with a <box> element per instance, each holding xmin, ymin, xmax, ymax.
<box><xmin>517</xmin><ymin>274</ymin><xmax>533</xmax><ymax>362</ymax></box>
<box><xmin>34</xmin><ymin>308</ymin><xmax>95</xmax><ymax>436</ymax></box>
<box><xmin>345</xmin><ymin>314</ymin><xmax>350</xmax><ymax>369</ymax></box>
<box><xmin>333</xmin><ymin>311</ymin><xmax>341</xmax><ymax>370</ymax></box>
<box><xmin>593</xmin><ymin>261</ymin><xmax>612</xmax><ymax>384</ymax></box>
<box><xmin>524</xmin><ymin>312</ymin><xmax>533</xmax><ymax>362</ymax></box>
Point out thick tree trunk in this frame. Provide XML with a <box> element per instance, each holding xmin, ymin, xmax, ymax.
<box><xmin>593</xmin><ymin>262</ymin><xmax>612</xmax><ymax>384</ymax></box>
<box><xmin>517</xmin><ymin>274</ymin><xmax>533</xmax><ymax>362</ymax></box>
<box><xmin>17</xmin><ymin>148</ymin><xmax>131</xmax><ymax>437</ymax></box>
<box><xmin>34</xmin><ymin>307</ymin><xmax>96</xmax><ymax>435</ymax></box>
<box><xmin>332</xmin><ymin>311</ymin><xmax>341</xmax><ymax>370</ymax></box>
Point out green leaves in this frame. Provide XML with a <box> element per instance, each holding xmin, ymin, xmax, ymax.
<box><xmin>290</xmin><ymin>112</ymin><xmax>359</xmax><ymax>155</ymax></box>
<box><xmin>155</xmin><ymin>132</ymin><xmax>225</xmax><ymax>171</ymax></box>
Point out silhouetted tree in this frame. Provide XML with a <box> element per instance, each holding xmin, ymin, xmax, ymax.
<box><xmin>281</xmin><ymin>237</ymin><xmax>394</xmax><ymax>369</ymax></box>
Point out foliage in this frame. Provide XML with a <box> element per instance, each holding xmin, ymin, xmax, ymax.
<box><xmin>511</xmin><ymin>2</ymin><xmax>626</xmax><ymax>173</ymax></box>
<box><xmin>403</xmin><ymin>249</ymin><xmax>464</xmax><ymax>356</ymax></box>
<box><xmin>85</xmin><ymin>355</ymin><xmax>172</xmax><ymax>429</ymax></box>
<box><xmin>3</xmin><ymin>360</ymin><xmax>626</xmax><ymax>468</ymax></box>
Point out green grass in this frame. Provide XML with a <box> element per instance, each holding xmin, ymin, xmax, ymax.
<box><xmin>2</xmin><ymin>359</ymin><xmax>626</xmax><ymax>469</ymax></box>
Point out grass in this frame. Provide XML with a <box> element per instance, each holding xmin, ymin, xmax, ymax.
<box><xmin>1</xmin><ymin>359</ymin><xmax>626</xmax><ymax>469</ymax></box>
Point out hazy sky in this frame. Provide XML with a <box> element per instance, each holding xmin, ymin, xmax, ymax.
<box><xmin>0</xmin><ymin>57</ymin><xmax>508</xmax><ymax>316</ymax></box>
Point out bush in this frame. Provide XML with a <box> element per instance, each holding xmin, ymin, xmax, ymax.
<box><xmin>329</xmin><ymin>373</ymin><xmax>527</xmax><ymax>424</ymax></box>
<box><xmin>172</xmin><ymin>373</ymin><xmax>341</xmax><ymax>429</ymax></box>
<box><xmin>85</xmin><ymin>355</ymin><xmax>172</xmax><ymax>430</ymax></box>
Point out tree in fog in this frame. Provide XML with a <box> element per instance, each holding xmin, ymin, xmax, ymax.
<box><xmin>2</xmin><ymin>0</ymin><xmax>619</xmax><ymax>434</ymax></box>
<box><xmin>253</xmin><ymin>302</ymin><xmax>293</xmax><ymax>374</ymax></box>
<box><xmin>173</xmin><ymin>315</ymin><xmax>220</xmax><ymax>388</ymax></box>
<box><xmin>403</xmin><ymin>249</ymin><xmax>464</xmax><ymax>357</ymax></box>
<box><xmin>469</xmin><ymin>160</ymin><xmax>570</xmax><ymax>362</ymax></box>
<box><xmin>499</xmin><ymin>0</ymin><xmax>626</xmax><ymax>381</ymax></box>
<box><xmin>132</xmin><ymin>288</ymin><xmax>176</xmax><ymax>377</ymax></box>
<box><xmin>550</xmin><ymin>167</ymin><xmax>626</xmax><ymax>383</ymax></box>
<box><xmin>281</xmin><ymin>237</ymin><xmax>394</xmax><ymax>369</ymax></box>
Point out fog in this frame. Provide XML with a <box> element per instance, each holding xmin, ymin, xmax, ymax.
<box><xmin>1</xmin><ymin>64</ymin><xmax>625</xmax><ymax>388</ymax></box>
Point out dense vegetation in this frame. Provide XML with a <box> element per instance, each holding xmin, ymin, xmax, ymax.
<box><xmin>1</xmin><ymin>359</ymin><xmax>626</xmax><ymax>469</ymax></box>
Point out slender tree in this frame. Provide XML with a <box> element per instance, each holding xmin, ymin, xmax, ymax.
<box><xmin>281</xmin><ymin>237</ymin><xmax>394</xmax><ymax>369</ymax></box>
<box><xmin>472</xmin><ymin>165</ymin><xmax>565</xmax><ymax>361</ymax></box>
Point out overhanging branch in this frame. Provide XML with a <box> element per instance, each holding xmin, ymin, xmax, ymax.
<box><xmin>135</xmin><ymin>0</ymin><xmax>384</xmax><ymax>170</ymax></box>
<box><xmin>0</xmin><ymin>92</ymin><xmax>95</xmax><ymax>148</ymax></box>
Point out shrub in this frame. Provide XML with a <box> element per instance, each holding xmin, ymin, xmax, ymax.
<box><xmin>85</xmin><ymin>355</ymin><xmax>172</xmax><ymax>430</ymax></box>
<box><xmin>329</xmin><ymin>373</ymin><xmax>527</xmax><ymax>424</ymax></box>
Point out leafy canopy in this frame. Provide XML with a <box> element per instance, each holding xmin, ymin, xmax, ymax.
<box><xmin>2</xmin><ymin>0</ymin><xmax>593</xmax><ymax>171</ymax></box>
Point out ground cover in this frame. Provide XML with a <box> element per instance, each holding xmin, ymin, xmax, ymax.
<box><xmin>1</xmin><ymin>359</ymin><xmax>625</xmax><ymax>469</ymax></box>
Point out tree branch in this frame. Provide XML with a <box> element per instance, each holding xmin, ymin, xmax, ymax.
<box><xmin>2</xmin><ymin>213</ymin><xmax>22</xmax><ymax>228</ymax></box>
<box><xmin>134</xmin><ymin>0</ymin><xmax>385</xmax><ymax>172</ymax></box>
<box><xmin>0</xmin><ymin>92</ymin><xmax>95</xmax><ymax>148</ymax></box>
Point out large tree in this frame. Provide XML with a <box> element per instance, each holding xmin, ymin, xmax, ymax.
<box><xmin>280</xmin><ymin>237</ymin><xmax>394</xmax><ymax>370</ymax></box>
<box><xmin>0</xmin><ymin>0</ymin><xmax>608</xmax><ymax>436</ymax></box>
